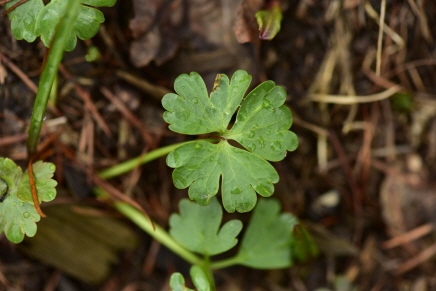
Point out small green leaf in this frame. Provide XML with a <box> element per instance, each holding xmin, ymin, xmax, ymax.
<box><xmin>167</xmin><ymin>141</ymin><xmax>278</xmax><ymax>212</ymax></box>
<box><xmin>190</xmin><ymin>266</ymin><xmax>211</xmax><ymax>291</ymax></box>
<box><xmin>169</xmin><ymin>266</ymin><xmax>211</xmax><ymax>291</ymax></box>
<box><xmin>17</xmin><ymin>161</ymin><xmax>57</xmax><ymax>203</ymax></box>
<box><xmin>225</xmin><ymin>81</ymin><xmax>298</xmax><ymax>161</ymax></box>
<box><xmin>235</xmin><ymin>198</ymin><xmax>298</xmax><ymax>268</ymax></box>
<box><xmin>163</xmin><ymin>71</ymin><xmax>252</xmax><ymax>134</ymax></box>
<box><xmin>6</xmin><ymin>0</ymin><xmax>116</xmax><ymax>51</ymax></box>
<box><xmin>0</xmin><ymin>158</ymin><xmax>57</xmax><ymax>243</ymax></box>
<box><xmin>163</xmin><ymin>70</ymin><xmax>298</xmax><ymax>212</ymax></box>
<box><xmin>170</xmin><ymin>273</ymin><xmax>194</xmax><ymax>291</ymax></box>
<box><xmin>255</xmin><ymin>4</ymin><xmax>283</xmax><ymax>40</ymax></box>
<box><xmin>170</xmin><ymin>197</ymin><xmax>242</xmax><ymax>255</ymax></box>
<box><xmin>85</xmin><ymin>45</ymin><xmax>101</xmax><ymax>62</ymax></box>
<box><xmin>5</xmin><ymin>0</ymin><xmax>44</xmax><ymax>42</ymax></box>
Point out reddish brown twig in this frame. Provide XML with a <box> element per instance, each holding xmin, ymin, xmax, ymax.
<box><xmin>28</xmin><ymin>157</ymin><xmax>46</xmax><ymax>217</ymax></box>
<box><xmin>1</xmin><ymin>0</ymin><xmax>29</xmax><ymax>16</ymax></box>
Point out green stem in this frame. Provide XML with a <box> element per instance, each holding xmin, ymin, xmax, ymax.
<box><xmin>98</xmin><ymin>139</ymin><xmax>217</xmax><ymax>179</ymax></box>
<box><xmin>209</xmin><ymin>256</ymin><xmax>241</xmax><ymax>270</ymax></box>
<box><xmin>27</xmin><ymin>0</ymin><xmax>81</xmax><ymax>156</ymax></box>
<box><xmin>200</xmin><ymin>257</ymin><xmax>216</xmax><ymax>291</ymax></box>
<box><xmin>94</xmin><ymin>187</ymin><xmax>203</xmax><ymax>266</ymax></box>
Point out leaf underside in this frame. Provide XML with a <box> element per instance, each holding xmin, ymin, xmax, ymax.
<box><xmin>5</xmin><ymin>0</ymin><xmax>116</xmax><ymax>51</ymax></box>
<box><xmin>162</xmin><ymin>70</ymin><xmax>298</xmax><ymax>213</ymax></box>
<box><xmin>0</xmin><ymin>158</ymin><xmax>57</xmax><ymax>243</ymax></box>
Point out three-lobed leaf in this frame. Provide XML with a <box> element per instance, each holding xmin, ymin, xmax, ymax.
<box><xmin>0</xmin><ymin>158</ymin><xmax>57</xmax><ymax>243</ymax></box>
<box><xmin>6</xmin><ymin>0</ymin><xmax>116</xmax><ymax>51</ymax></box>
<box><xmin>169</xmin><ymin>197</ymin><xmax>242</xmax><ymax>256</ymax></box>
<box><xmin>234</xmin><ymin>198</ymin><xmax>298</xmax><ymax>269</ymax></box>
<box><xmin>163</xmin><ymin>70</ymin><xmax>298</xmax><ymax>212</ymax></box>
<box><xmin>167</xmin><ymin>141</ymin><xmax>278</xmax><ymax>212</ymax></box>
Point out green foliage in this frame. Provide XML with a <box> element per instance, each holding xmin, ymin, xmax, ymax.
<box><xmin>0</xmin><ymin>158</ymin><xmax>57</xmax><ymax>243</ymax></box>
<box><xmin>170</xmin><ymin>266</ymin><xmax>211</xmax><ymax>291</ymax></box>
<box><xmin>170</xmin><ymin>197</ymin><xmax>242</xmax><ymax>256</ymax></box>
<box><xmin>234</xmin><ymin>198</ymin><xmax>298</xmax><ymax>269</ymax></box>
<box><xmin>162</xmin><ymin>70</ymin><xmax>298</xmax><ymax>213</ymax></box>
<box><xmin>168</xmin><ymin>195</ymin><xmax>311</xmax><ymax>271</ymax></box>
<box><xmin>5</xmin><ymin>0</ymin><xmax>116</xmax><ymax>51</ymax></box>
<box><xmin>255</xmin><ymin>4</ymin><xmax>283</xmax><ymax>40</ymax></box>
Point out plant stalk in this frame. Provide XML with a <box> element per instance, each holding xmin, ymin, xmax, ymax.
<box><xmin>112</xmin><ymin>199</ymin><xmax>203</xmax><ymax>266</ymax></box>
<box><xmin>27</xmin><ymin>0</ymin><xmax>81</xmax><ymax>156</ymax></box>
<box><xmin>209</xmin><ymin>256</ymin><xmax>241</xmax><ymax>270</ymax></box>
<box><xmin>98</xmin><ymin>139</ymin><xmax>217</xmax><ymax>179</ymax></box>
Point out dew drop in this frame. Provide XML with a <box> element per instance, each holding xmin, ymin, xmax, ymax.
<box><xmin>248</xmin><ymin>131</ymin><xmax>255</xmax><ymax>138</ymax></box>
<box><xmin>231</xmin><ymin>187</ymin><xmax>242</xmax><ymax>195</ymax></box>
<box><xmin>209</xmin><ymin>156</ymin><xmax>215</xmax><ymax>162</ymax></box>
<box><xmin>262</xmin><ymin>99</ymin><xmax>271</xmax><ymax>109</ymax></box>
<box><xmin>13</xmin><ymin>202</ymin><xmax>17</xmax><ymax>206</ymax></box>
<box><xmin>258</xmin><ymin>136</ymin><xmax>265</xmax><ymax>149</ymax></box>
<box><xmin>193</xmin><ymin>97</ymin><xmax>199</xmax><ymax>104</ymax></box>
<box><xmin>246</xmin><ymin>144</ymin><xmax>256</xmax><ymax>152</ymax></box>
<box><xmin>270</xmin><ymin>141</ymin><xmax>281</xmax><ymax>151</ymax></box>
<box><xmin>23</xmin><ymin>212</ymin><xmax>30</xmax><ymax>218</ymax></box>
<box><xmin>194</xmin><ymin>143</ymin><xmax>202</xmax><ymax>150</ymax></box>
<box><xmin>19</xmin><ymin>202</ymin><xmax>24</xmax><ymax>207</ymax></box>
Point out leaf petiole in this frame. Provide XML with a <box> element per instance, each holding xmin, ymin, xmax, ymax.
<box><xmin>98</xmin><ymin>139</ymin><xmax>218</xmax><ymax>179</ymax></box>
<box><xmin>94</xmin><ymin>189</ymin><xmax>203</xmax><ymax>266</ymax></box>
<box><xmin>209</xmin><ymin>256</ymin><xmax>241</xmax><ymax>270</ymax></box>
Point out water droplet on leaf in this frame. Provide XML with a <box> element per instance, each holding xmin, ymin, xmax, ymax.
<box><xmin>248</xmin><ymin>131</ymin><xmax>255</xmax><ymax>138</ymax></box>
<box><xmin>23</xmin><ymin>212</ymin><xmax>30</xmax><ymax>218</ymax></box>
<box><xmin>262</xmin><ymin>99</ymin><xmax>271</xmax><ymax>109</ymax></box>
<box><xmin>19</xmin><ymin>202</ymin><xmax>24</xmax><ymax>207</ymax></box>
<box><xmin>194</xmin><ymin>143</ymin><xmax>202</xmax><ymax>150</ymax></box>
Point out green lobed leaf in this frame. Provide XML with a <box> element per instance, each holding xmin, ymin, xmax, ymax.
<box><xmin>167</xmin><ymin>140</ymin><xmax>278</xmax><ymax>213</ymax></box>
<box><xmin>235</xmin><ymin>198</ymin><xmax>299</xmax><ymax>268</ymax></box>
<box><xmin>255</xmin><ymin>5</ymin><xmax>283</xmax><ymax>40</ymax></box>
<box><xmin>162</xmin><ymin>70</ymin><xmax>252</xmax><ymax>134</ymax></box>
<box><xmin>169</xmin><ymin>266</ymin><xmax>211</xmax><ymax>291</ymax></box>
<box><xmin>225</xmin><ymin>81</ymin><xmax>298</xmax><ymax>161</ymax></box>
<box><xmin>169</xmin><ymin>197</ymin><xmax>242</xmax><ymax>255</ymax></box>
<box><xmin>17</xmin><ymin>161</ymin><xmax>57</xmax><ymax>203</ymax></box>
<box><xmin>5</xmin><ymin>0</ymin><xmax>44</xmax><ymax>42</ymax></box>
<box><xmin>0</xmin><ymin>158</ymin><xmax>57</xmax><ymax>243</ymax></box>
<box><xmin>163</xmin><ymin>70</ymin><xmax>298</xmax><ymax>212</ymax></box>
<box><xmin>6</xmin><ymin>0</ymin><xmax>116</xmax><ymax>51</ymax></box>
